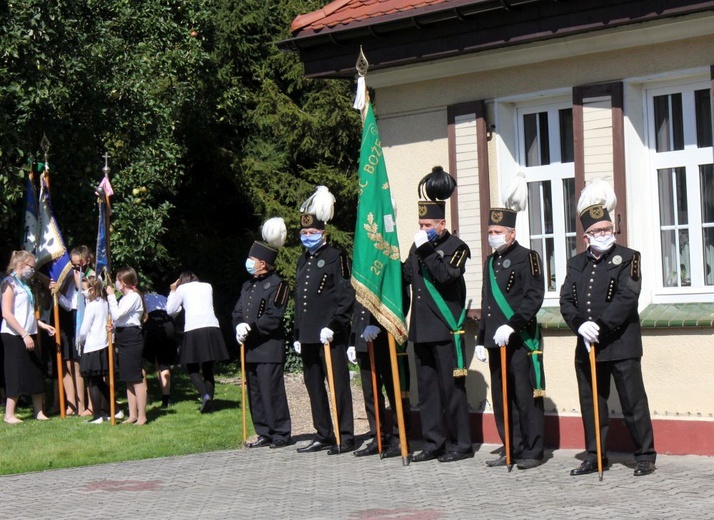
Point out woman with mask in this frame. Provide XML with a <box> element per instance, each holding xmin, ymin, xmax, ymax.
<box><xmin>167</xmin><ymin>271</ymin><xmax>228</xmax><ymax>413</ymax></box>
<box><xmin>1</xmin><ymin>251</ymin><xmax>56</xmax><ymax>423</ymax></box>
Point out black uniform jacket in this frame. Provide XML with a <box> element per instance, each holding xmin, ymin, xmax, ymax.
<box><xmin>476</xmin><ymin>241</ymin><xmax>544</xmax><ymax>348</ymax></box>
<box><xmin>294</xmin><ymin>243</ymin><xmax>355</xmax><ymax>344</ymax></box>
<box><xmin>559</xmin><ymin>244</ymin><xmax>643</xmax><ymax>363</ymax></box>
<box><xmin>231</xmin><ymin>272</ymin><xmax>290</xmax><ymax>364</ymax></box>
<box><xmin>403</xmin><ymin>231</ymin><xmax>470</xmax><ymax>344</ymax></box>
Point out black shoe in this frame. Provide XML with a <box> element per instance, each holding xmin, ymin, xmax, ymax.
<box><xmin>633</xmin><ymin>460</ymin><xmax>656</xmax><ymax>476</ymax></box>
<box><xmin>199</xmin><ymin>395</ymin><xmax>212</xmax><ymax>414</ymax></box>
<box><xmin>327</xmin><ymin>440</ymin><xmax>356</xmax><ymax>455</ymax></box>
<box><xmin>486</xmin><ymin>455</ymin><xmax>507</xmax><ymax>467</ymax></box>
<box><xmin>296</xmin><ymin>439</ymin><xmax>333</xmax><ymax>453</ymax></box>
<box><xmin>382</xmin><ymin>442</ymin><xmax>408</xmax><ymax>459</ymax></box>
<box><xmin>412</xmin><ymin>449</ymin><xmax>444</xmax><ymax>463</ymax></box>
<box><xmin>570</xmin><ymin>459</ymin><xmax>609</xmax><ymax>476</ymax></box>
<box><xmin>437</xmin><ymin>450</ymin><xmax>475</xmax><ymax>463</ymax></box>
<box><xmin>161</xmin><ymin>396</ymin><xmax>172</xmax><ymax>408</ymax></box>
<box><xmin>247</xmin><ymin>435</ymin><xmax>271</xmax><ymax>448</ymax></box>
<box><xmin>516</xmin><ymin>458</ymin><xmax>543</xmax><ymax>470</ymax></box>
<box><xmin>353</xmin><ymin>440</ymin><xmax>379</xmax><ymax>457</ymax></box>
<box><xmin>270</xmin><ymin>439</ymin><xmax>289</xmax><ymax>449</ymax></box>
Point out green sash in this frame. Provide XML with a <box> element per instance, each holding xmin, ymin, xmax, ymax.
<box><xmin>420</xmin><ymin>266</ymin><xmax>469</xmax><ymax>378</ymax></box>
<box><xmin>488</xmin><ymin>257</ymin><xmax>545</xmax><ymax>397</ymax></box>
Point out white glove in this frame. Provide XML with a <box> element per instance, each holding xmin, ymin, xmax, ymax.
<box><xmin>578</xmin><ymin>321</ymin><xmax>600</xmax><ymax>343</ymax></box>
<box><xmin>583</xmin><ymin>339</ymin><xmax>592</xmax><ymax>354</ymax></box>
<box><xmin>293</xmin><ymin>341</ymin><xmax>301</xmax><ymax>354</ymax></box>
<box><xmin>347</xmin><ymin>346</ymin><xmax>357</xmax><ymax>364</ymax></box>
<box><xmin>361</xmin><ymin>325</ymin><xmax>381</xmax><ymax>342</ymax></box>
<box><xmin>235</xmin><ymin>323</ymin><xmax>251</xmax><ymax>343</ymax></box>
<box><xmin>475</xmin><ymin>345</ymin><xmax>488</xmax><ymax>363</ymax></box>
<box><xmin>414</xmin><ymin>230</ymin><xmax>429</xmax><ymax>248</ymax></box>
<box><xmin>493</xmin><ymin>324</ymin><xmax>515</xmax><ymax>347</ymax></box>
<box><xmin>319</xmin><ymin>327</ymin><xmax>334</xmax><ymax>344</ymax></box>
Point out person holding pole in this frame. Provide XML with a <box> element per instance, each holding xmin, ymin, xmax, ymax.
<box><xmin>2</xmin><ymin>251</ymin><xmax>55</xmax><ymax>423</ymax></box>
<box><xmin>474</xmin><ymin>184</ymin><xmax>546</xmax><ymax>470</ymax></box>
<box><xmin>232</xmin><ymin>217</ymin><xmax>291</xmax><ymax>449</ymax></box>
<box><xmin>349</xmin><ymin>301</ymin><xmax>411</xmax><ymax>458</ymax></box>
<box><xmin>404</xmin><ymin>166</ymin><xmax>473</xmax><ymax>463</ymax></box>
<box><xmin>559</xmin><ymin>179</ymin><xmax>656</xmax><ymax>477</ymax></box>
<box><xmin>294</xmin><ymin>186</ymin><xmax>356</xmax><ymax>455</ymax></box>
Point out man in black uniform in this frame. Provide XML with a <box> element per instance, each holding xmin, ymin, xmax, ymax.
<box><xmin>403</xmin><ymin>167</ymin><xmax>472</xmax><ymax>463</ymax></box>
<box><xmin>293</xmin><ymin>186</ymin><xmax>355</xmax><ymax>455</ymax></box>
<box><xmin>560</xmin><ymin>202</ymin><xmax>656</xmax><ymax>477</ymax></box>
<box><xmin>475</xmin><ymin>207</ymin><xmax>545</xmax><ymax>470</ymax></box>
<box><xmin>232</xmin><ymin>218</ymin><xmax>291</xmax><ymax>448</ymax></box>
<box><xmin>349</xmin><ymin>301</ymin><xmax>411</xmax><ymax>458</ymax></box>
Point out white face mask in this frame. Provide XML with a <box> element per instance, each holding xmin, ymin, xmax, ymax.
<box><xmin>82</xmin><ymin>289</ymin><xmax>91</xmax><ymax>299</ymax></box>
<box><xmin>589</xmin><ymin>234</ymin><xmax>616</xmax><ymax>253</ymax></box>
<box><xmin>488</xmin><ymin>234</ymin><xmax>508</xmax><ymax>252</ymax></box>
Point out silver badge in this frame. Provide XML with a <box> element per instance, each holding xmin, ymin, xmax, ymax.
<box><xmin>503</xmin><ymin>259</ymin><xmax>511</xmax><ymax>268</ymax></box>
<box><xmin>263</xmin><ymin>282</ymin><xmax>271</xmax><ymax>290</ymax></box>
<box><xmin>612</xmin><ymin>255</ymin><xmax>622</xmax><ymax>265</ymax></box>
<box><xmin>436</xmin><ymin>250</ymin><xmax>445</xmax><ymax>258</ymax></box>
<box><xmin>317</xmin><ymin>259</ymin><xmax>326</xmax><ymax>268</ymax></box>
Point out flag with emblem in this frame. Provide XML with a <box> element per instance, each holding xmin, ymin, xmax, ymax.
<box><xmin>22</xmin><ymin>168</ymin><xmax>39</xmax><ymax>254</ymax></box>
<box><xmin>350</xmin><ymin>91</ymin><xmax>408</xmax><ymax>345</ymax></box>
<box><xmin>95</xmin><ymin>175</ymin><xmax>113</xmax><ymax>277</ymax></box>
<box><xmin>36</xmin><ymin>171</ymin><xmax>72</xmax><ymax>292</ymax></box>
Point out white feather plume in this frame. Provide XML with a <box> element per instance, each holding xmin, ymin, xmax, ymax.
<box><xmin>577</xmin><ymin>178</ymin><xmax>617</xmax><ymax>214</ymax></box>
<box><xmin>502</xmin><ymin>172</ymin><xmax>528</xmax><ymax>212</ymax></box>
<box><xmin>299</xmin><ymin>185</ymin><xmax>335</xmax><ymax>223</ymax></box>
<box><xmin>262</xmin><ymin>217</ymin><xmax>287</xmax><ymax>249</ymax></box>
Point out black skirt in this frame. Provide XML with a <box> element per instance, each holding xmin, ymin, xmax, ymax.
<box><xmin>80</xmin><ymin>347</ymin><xmax>110</xmax><ymax>378</ymax></box>
<box><xmin>59</xmin><ymin>308</ymin><xmax>81</xmax><ymax>361</ymax></box>
<box><xmin>115</xmin><ymin>326</ymin><xmax>144</xmax><ymax>383</ymax></box>
<box><xmin>143</xmin><ymin>310</ymin><xmax>178</xmax><ymax>366</ymax></box>
<box><xmin>1</xmin><ymin>333</ymin><xmax>45</xmax><ymax>396</ymax></box>
<box><xmin>180</xmin><ymin>327</ymin><xmax>229</xmax><ymax>365</ymax></box>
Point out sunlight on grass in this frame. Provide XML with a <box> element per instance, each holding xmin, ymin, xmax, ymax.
<box><xmin>0</xmin><ymin>366</ymin><xmax>251</xmax><ymax>475</ymax></box>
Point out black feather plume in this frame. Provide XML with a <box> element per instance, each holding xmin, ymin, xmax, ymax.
<box><xmin>417</xmin><ymin>166</ymin><xmax>457</xmax><ymax>201</ymax></box>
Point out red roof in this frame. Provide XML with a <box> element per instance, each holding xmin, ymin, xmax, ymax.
<box><xmin>290</xmin><ymin>0</ymin><xmax>450</xmax><ymax>34</ymax></box>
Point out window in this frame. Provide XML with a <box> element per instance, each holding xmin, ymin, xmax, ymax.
<box><xmin>517</xmin><ymin>103</ymin><xmax>576</xmax><ymax>295</ymax></box>
<box><xmin>648</xmin><ymin>83</ymin><xmax>714</xmax><ymax>292</ymax></box>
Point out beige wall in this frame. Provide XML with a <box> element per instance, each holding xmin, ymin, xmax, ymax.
<box><xmin>376</xmin><ymin>31</ymin><xmax>714</xmax><ymax>417</ymax></box>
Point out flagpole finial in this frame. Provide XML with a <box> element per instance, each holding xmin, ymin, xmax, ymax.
<box><xmin>102</xmin><ymin>152</ymin><xmax>111</xmax><ymax>177</ymax></box>
<box><xmin>40</xmin><ymin>134</ymin><xmax>51</xmax><ymax>172</ymax></box>
<box><xmin>356</xmin><ymin>46</ymin><xmax>369</xmax><ymax>78</ymax></box>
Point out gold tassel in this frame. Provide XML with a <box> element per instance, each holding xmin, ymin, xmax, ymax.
<box><xmin>453</xmin><ymin>368</ymin><xmax>468</xmax><ymax>378</ymax></box>
<box><xmin>533</xmin><ymin>389</ymin><xmax>546</xmax><ymax>398</ymax></box>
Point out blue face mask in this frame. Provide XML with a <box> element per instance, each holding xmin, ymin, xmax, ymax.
<box><xmin>300</xmin><ymin>233</ymin><xmax>324</xmax><ymax>252</ymax></box>
<box><xmin>245</xmin><ymin>258</ymin><xmax>257</xmax><ymax>275</ymax></box>
<box><xmin>426</xmin><ymin>228</ymin><xmax>439</xmax><ymax>242</ymax></box>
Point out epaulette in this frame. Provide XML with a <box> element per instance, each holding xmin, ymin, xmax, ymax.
<box><xmin>340</xmin><ymin>252</ymin><xmax>351</xmax><ymax>279</ymax></box>
<box><xmin>449</xmin><ymin>246</ymin><xmax>468</xmax><ymax>268</ymax></box>
<box><xmin>630</xmin><ymin>251</ymin><xmax>641</xmax><ymax>281</ymax></box>
<box><xmin>528</xmin><ymin>250</ymin><xmax>542</xmax><ymax>278</ymax></box>
<box><xmin>274</xmin><ymin>280</ymin><xmax>290</xmax><ymax>308</ymax></box>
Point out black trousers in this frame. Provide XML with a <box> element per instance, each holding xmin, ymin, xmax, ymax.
<box><xmin>576</xmin><ymin>356</ymin><xmax>656</xmax><ymax>463</ymax></box>
<box><xmin>414</xmin><ymin>341</ymin><xmax>471</xmax><ymax>453</ymax></box>
<box><xmin>301</xmin><ymin>342</ymin><xmax>354</xmax><ymax>444</ymax></box>
<box><xmin>357</xmin><ymin>342</ymin><xmax>411</xmax><ymax>442</ymax></box>
<box><xmin>488</xmin><ymin>344</ymin><xmax>544</xmax><ymax>460</ymax></box>
<box><xmin>247</xmin><ymin>362</ymin><xmax>291</xmax><ymax>442</ymax></box>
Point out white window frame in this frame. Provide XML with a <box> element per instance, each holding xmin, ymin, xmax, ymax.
<box><xmin>645</xmin><ymin>78</ymin><xmax>714</xmax><ymax>301</ymax></box>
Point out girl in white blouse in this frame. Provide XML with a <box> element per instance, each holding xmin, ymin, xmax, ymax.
<box><xmin>106</xmin><ymin>267</ymin><xmax>147</xmax><ymax>425</ymax></box>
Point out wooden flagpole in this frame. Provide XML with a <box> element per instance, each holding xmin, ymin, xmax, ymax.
<box><xmin>589</xmin><ymin>342</ymin><xmax>604</xmax><ymax>480</ymax></box>
<box><xmin>500</xmin><ymin>345</ymin><xmax>512</xmax><ymax>471</ymax></box>
<box><xmin>323</xmin><ymin>341</ymin><xmax>341</xmax><ymax>450</ymax></box>
<box><xmin>241</xmin><ymin>342</ymin><xmax>248</xmax><ymax>444</ymax></box>
<box><xmin>387</xmin><ymin>333</ymin><xmax>410</xmax><ymax>465</ymax></box>
<box><xmin>100</xmin><ymin>153</ymin><xmax>117</xmax><ymax>425</ymax></box>
<box><xmin>367</xmin><ymin>340</ymin><xmax>383</xmax><ymax>456</ymax></box>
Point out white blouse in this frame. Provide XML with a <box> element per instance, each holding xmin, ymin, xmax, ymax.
<box><xmin>1</xmin><ymin>275</ymin><xmax>37</xmax><ymax>335</ymax></box>
<box><xmin>107</xmin><ymin>291</ymin><xmax>143</xmax><ymax>327</ymax></box>
<box><xmin>78</xmin><ymin>298</ymin><xmax>109</xmax><ymax>353</ymax></box>
<box><xmin>166</xmin><ymin>281</ymin><xmax>219</xmax><ymax>332</ymax></box>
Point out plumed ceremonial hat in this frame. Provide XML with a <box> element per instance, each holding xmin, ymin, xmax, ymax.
<box><xmin>249</xmin><ymin>217</ymin><xmax>286</xmax><ymax>265</ymax></box>
<box><xmin>576</xmin><ymin>178</ymin><xmax>616</xmax><ymax>232</ymax></box>
<box><xmin>299</xmin><ymin>186</ymin><xmax>335</xmax><ymax>230</ymax></box>
<box><xmin>489</xmin><ymin>172</ymin><xmax>527</xmax><ymax>228</ymax></box>
<box><xmin>417</xmin><ymin>166</ymin><xmax>456</xmax><ymax>220</ymax></box>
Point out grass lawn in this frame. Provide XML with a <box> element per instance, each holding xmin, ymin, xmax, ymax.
<box><xmin>0</xmin><ymin>365</ymin><xmax>251</xmax><ymax>476</ymax></box>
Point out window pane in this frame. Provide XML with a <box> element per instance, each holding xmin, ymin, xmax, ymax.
<box><xmin>704</xmin><ymin>227</ymin><xmax>714</xmax><ymax>285</ymax></box>
<box><xmin>566</xmin><ymin>236</ymin><xmax>577</xmax><ymax>260</ymax></box>
<box><xmin>695</xmin><ymin>89</ymin><xmax>713</xmax><ymax>148</ymax></box>
<box><xmin>661</xmin><ymin>229</ymin><xmax>677</xmax><ymax>286</ymax></box>
<box><xmin>657</xmin><ymin>167</ymin><xmax>687</xmax><ymax>226</ymax></box>
<box><xmin>563</xmin><ymin>178</ymin><xmax>576</xmax><ymax>234</ymax></box>
<box><xmin>671</xmin><ymin>93</ymin><xmax>684</xmax><ymax>151</ymax></box>
<box><xmin>545</xmin><ymin>237</ymin><xmax>555</xmax><ymax>291</ymax></box>
<box><xmin>700</xmin><ymin>164</ymin><xmax>714</xmax><ymax>224</ymax></box>
<box><xmin>653</xmin><ymin>95</ymin><xmax>670</xmax><ymax>152</ymax></box>
<box><xmin>559</xmin><ymin>108</ymin><xmax>574</xmax><ymax>163</ymax></box>
<box><xmin>528</xmin><ymin>182</ymin><xmax>543</xmax><ymax>235</ymax></box>
<box><xmin>524</xmin><ymin>114</ymin><xmax>539</xmax><ymax>167</ymax></box>
<box><xmin>539</xmin><ymin>112</ymin><xmax>551</xmax><ymax>165</ymax></box>
<box><xmin>679</xmin><ymin>229</ymin><xmax>691</xmax><ymax>287</ymax></box>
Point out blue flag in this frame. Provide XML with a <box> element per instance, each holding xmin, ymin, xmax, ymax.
<box><xmin>36</xmin><ymin>173</ymin><xmax>72</xmax><ymax>292</ymax></box>
<box><xmin>95</xmin><ymin>176</ymin><xmax>113</xmax><ymax>277</ymax></box>
<box><xmin>22</xmin><ymin>172</ymin><xmax>39</xmax><ymax>254</ymax></box>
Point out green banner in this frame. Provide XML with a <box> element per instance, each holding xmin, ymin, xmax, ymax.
<box><xmin>351</xmin><ymin>102</ymin><xmax>408</xmax><ymax>345</ymax></box>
